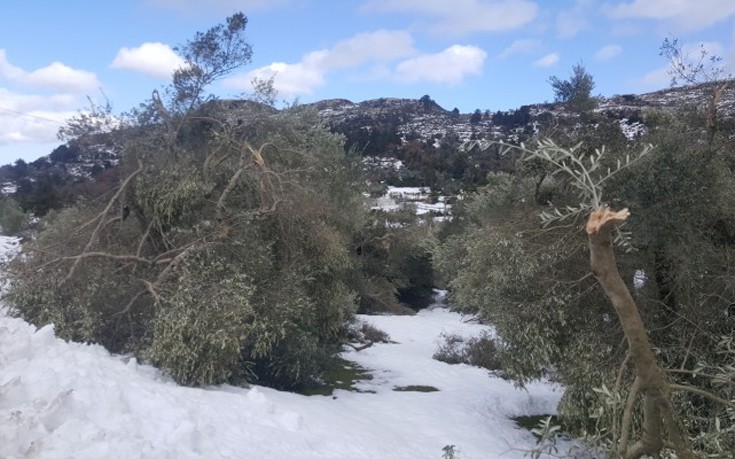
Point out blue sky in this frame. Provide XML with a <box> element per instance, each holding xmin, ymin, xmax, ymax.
<box><xmin>1</xmin><ymin>0</ymin><xmax>734</xmax><ymax>165</ymax></box>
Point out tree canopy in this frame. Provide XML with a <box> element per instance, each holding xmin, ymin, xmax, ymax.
<box><xmin>548</xmin><ymin>63</ymin><xmax>597</xmax><ymax>112</ymax></box>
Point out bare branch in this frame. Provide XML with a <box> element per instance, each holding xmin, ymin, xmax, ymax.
<box><xmin>61</xmin><ymin>252</ymin><xmax>156</xmax><ymax>266</ymax></box>
<box><xmin>63</xmin><ymin>159</ymin><xmax>145</xmax><ymax>283</ymax></box>
<box><xmin>343</xmin><ymin>341</ymin><xmax>374</xmax><ymax>352</ymax></box>
<box><xmin>670</xmin><ymin>383</ymin><xmax>735</xmax><ymax>410</ymax></box>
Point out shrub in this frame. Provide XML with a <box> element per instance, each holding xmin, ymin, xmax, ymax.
<box><xmin>0</xmin><ymin>198</ymin><xmax>28</xmax><ymax>236</ymax></box>
<box><xmin>433</xmin><ymin>332</ymin><xmax>467</xmax><ymax>365</ymax></box>
<box><xmin>433</xmin><ymin>331</ymin><xmax>502</xmax><ymax>372</ymax></box>
<box><xmin>146</xmin><ymin>254</ymin><xmax>255</xmax><ymax>386</ymax></box>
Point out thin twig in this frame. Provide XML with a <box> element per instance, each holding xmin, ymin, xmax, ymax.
<box><xmin>669</xmin><ymin>383</ymin><xmax>735</xmax><ymax>410</ymax></box>
<box><xmin>63</xmin><ymin>160</ymin><xmax>144</xmax><ymax>283</ymax></box>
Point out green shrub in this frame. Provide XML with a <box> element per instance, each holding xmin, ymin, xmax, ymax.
<box><xmin>0</xmin><ymin>198</ymin><xmax>28</xmax><ymax>235</ymax></box>
<box><xmin>146</xmin><ymin>254</ymin><xmax>255</xmax><ymax>386</ymax></box>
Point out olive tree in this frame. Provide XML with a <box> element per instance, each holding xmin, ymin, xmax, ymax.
<box><xmin>438</xmin><ymin>127</ymin><xmax>735</xmax><ymax>457</ymax></box>
<box><xmin>548</xmin><ymin>63</ymin><xmax>597</xmax><ymax>112</ymax></box>
<box><xmin>5</xmin><ymin>13</ymin><xmax>367</xmax><ymax>389</ymax></box>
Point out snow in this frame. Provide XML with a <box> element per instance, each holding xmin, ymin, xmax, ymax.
<box><xmin>2</xmin><ymin>182</ymin><xmax>18</xmax><ymax>195</ymax></box>
<box><xmin>618</xmin><ymin>118</ymin><xmax>646</xmax><ymax>141</ymax></box>
<box><xmin>0</xmin><ymin>236</ymin><xmax>565</xmax><ymax>458</ymax></box>
<box><xmin>371</xmin><ymin>186</ymin><xmax>451</xmax><ymax>220</ymax></box>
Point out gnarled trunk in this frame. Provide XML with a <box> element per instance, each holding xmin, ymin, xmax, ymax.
<box><xmin>586</xmin><ymin>207</ymin><xmax>699</xmax><ymax>459</ymax></box>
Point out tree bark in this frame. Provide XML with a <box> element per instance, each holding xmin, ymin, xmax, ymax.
<box><xmin>585</xmin><ymin>207</ymin><xmax>699</xmax><ymax>459</ymax></box>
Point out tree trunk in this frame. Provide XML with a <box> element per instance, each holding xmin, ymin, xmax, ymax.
<box><xmin>585</xmin><ymin>207</ymin><xmax>699</xmax><ymax>459</ymax></box>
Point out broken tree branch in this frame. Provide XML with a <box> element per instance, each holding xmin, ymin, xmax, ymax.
<box><xmin>586</xmin><ymin>206</ymin><xmax>700</xmax><ymax>459</ymax></box>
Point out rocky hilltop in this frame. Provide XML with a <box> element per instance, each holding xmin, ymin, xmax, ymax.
<box><xmin>311</xmin><ymin>80</ymin><xmax>734</xmax><ymax>150</ymax></box>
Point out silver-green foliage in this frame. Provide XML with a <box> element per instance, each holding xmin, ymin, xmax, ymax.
<box><xmin>146</xmin><ymin>251</ymin><xmax>255</xmax><ymax>386</ymax></box>
<box><xmin>6</xmin><ymin>109</ymin><xmax>364</xmax><ymax>389</ymax></box>
<box><xmin>435</xmin><ymin>175</ymin><xmax>610</xmax><ymax>386</ymax></box>
<box><xmin>5</xmin><ymin>13</ymin><xmax>372</xmax><ymax>390</ymax></box>
<box><xmin>441</xmin><ymin>114</ymin><xmax>735</xmax><ymax>455</ymax></box>
<box><xmin>496</xmin><ymin>139</ymin><xmax>652</xmax><ymax>226</ymax></box>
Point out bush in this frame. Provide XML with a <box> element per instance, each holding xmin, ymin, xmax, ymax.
<box><xmin>0</xmin><ymin>198</ymin><xmax>28</xmax><ymax>235</ymax></box>
<box><xmin>6</xmin><ymin>108</ymin><xmax>365</xmax><ymax>390</ymax></box>
<box><xmin>345</xmin><ymin>320</ymin><xmax>391</xmax><ymax>344</ymax></box>
<box><xmin>146</xmin><ymin>253</ymin><xmax>255</xmax><ymax>386</ymax></box>
<box><xmin>433</xmin><ymin>332</ymin><xmax>467</xmax><ymax>365</ymax></box>
<box><xmin>433</xmin><ymin>331</ymin><xmax>502</xmax><ymax>372</ymax></box>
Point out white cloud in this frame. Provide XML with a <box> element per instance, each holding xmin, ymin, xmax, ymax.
<box><xmin>111</xmin><ymin>43</ymin><xmax>186</xmax><ymax>79</ymax></box>
<box><xmin>0</xmin><ymin>50</ymin><xmax>100</xmax><ymax>93</ymax></box>
<box><xmin>361</xmin><ymin>0</ymin><xmax>538</xmax><ymax>34</ymax></box>
<box><xmin>638</xmin><ymin>66</ymin><xmax>671</xmax><ymax>89</ymax></box>
<box><xmin>25</xmin><ymin>63</ymin><xmax>100</xmax><ymax>93</ymax></box>
<box><xmin>0</xmin><ymin>110</ymin><xmax>71</xmax><ymax>145</ymax></box>
<box><xmin>304</xmin><ymin>30</ymin><xmax>416</xmax><ymax>71</ymax></box>
<box><xmin>394</xmin><ymin>45</ymin><xmax>487</xmax><ymax>84</ymax></box>
<box><xmin>225</xmin><ymin>30</ymin><xmax>416</xmax><ymax>96</ymax></box>
<box><xmin>534</xmin><ymin>52</ymin><xmax>560</xmax><ymax>67</ymax></box>
<box><xmin>606</xmin><ymin>0</ymin><xmax>735</xmax><ymax>30</ymax></box>
<box><xmin>556</xmin><ymin>11</ymin><xmax>588</xmax><ymax>38</ymax></box>
<box><xmin>0</xmin><ymin>88</ymin><xmax>76</xmax><ymax>113</ymax></box>
<box><xmin>555</xmin><ymin>0</ymin><xmax>592</xmax><ymax>38</ymax></box>
<box><xmin>595</xmin><ymin>44</ymin><xmax>622</xmax><ymax>61</ymax></box>
<box><xmin>497</xmin><ymin>39</ymin><xmax>541</xmax><ymax>59</ymax></box>
<box><xmin>0</xmin><ymin>88</ymin><xmax>79</xmax><ymax>146</ymax></box>
<box><xmin>232</xmin><ymin>62</ymin><xmax>325</xmax><ymax>96</ymax></box>
<box><xmin>0</xmin><ymin>51</ymin><xmax>23</xmax><ymax>82</ymax></box>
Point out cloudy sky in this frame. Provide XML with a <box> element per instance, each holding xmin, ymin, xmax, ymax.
<box><xmin>1</xmin><ymin>0</ymin><xmax>734</xmax><ymax>164</ymax></box>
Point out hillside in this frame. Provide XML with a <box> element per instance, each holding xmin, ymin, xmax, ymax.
<box><xmin>1</xmin><ymin>80</ymin><xmax>732</xmax><ymax>214</ymax></box>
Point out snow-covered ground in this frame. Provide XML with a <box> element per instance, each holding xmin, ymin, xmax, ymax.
<box><xmin>0</xmin><ymin>236</ymin><xmax>565</xmax><ymax>458</ymax></box>
<box><xmin>371</xmin><ymin>186</ymin><xmax>452</xmax><ymax>220</ymax></box>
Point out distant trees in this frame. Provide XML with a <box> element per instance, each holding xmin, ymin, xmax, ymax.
<box><xmin>491</xmin><ymin>105</ymin><xmax>531</xmax><ymax>127</ymax></box>
<box><xmin>469</xmin><ymin>109</ymin><xmax>483</xmax><ymax>124</ymax></box>
<box><xmin>548</xmin><ymin>63</ymin><xmax>597</xmax><ymax>112</ymax></box>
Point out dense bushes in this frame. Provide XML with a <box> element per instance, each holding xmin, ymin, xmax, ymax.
<box><xmin>435</xmin><ymin>101</ymin><xmax>735</xmax><ymax>455</ymax></box>
<box><xmin>5</xmin><ymin>104</ymin><xmax>436</xmax><ymax>389</ymax></box>
<box><xmin>4</xmin><ymin>13</ymin><xmax>383</xmax><ymax>389</ymax></box>
<box><xmin>6</xmin><ymin>105</ymin><xmax>367</xmax><ymax>389</ymax></box>
<box><xmin>0</xmin><ymin>198</ymin><xmax>28</xmax><ymax>235</ymax></box>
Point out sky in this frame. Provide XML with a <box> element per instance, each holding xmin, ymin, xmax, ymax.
<box><xmin>1</xmin><ymin>0</ymin><xmax>734</xmax><ymax>165</ymax></box>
